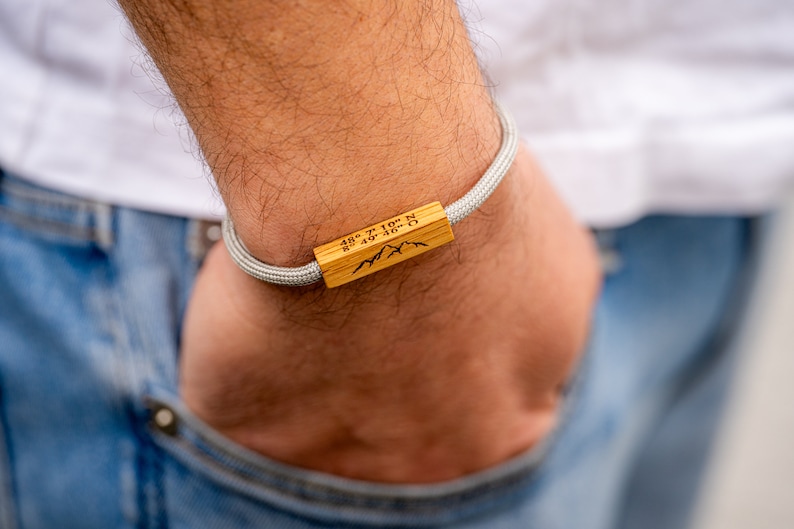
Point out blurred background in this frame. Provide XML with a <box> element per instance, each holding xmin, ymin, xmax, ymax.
<box><xmin>694</xmin><ymin>198</ymin><xmax>794</xmax><ymax>529</ymax></box>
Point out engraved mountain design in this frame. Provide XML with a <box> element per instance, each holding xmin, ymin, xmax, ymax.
<box><xmin>352</xmin><ymin>241</ymin><xmax>429</xmax><ymax>275</ymax></box>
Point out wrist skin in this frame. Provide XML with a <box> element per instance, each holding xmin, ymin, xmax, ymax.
<box><xmin>119</xmin><ymin>0</ymin><xmax>602</xmax><ymax>483</ymax></box>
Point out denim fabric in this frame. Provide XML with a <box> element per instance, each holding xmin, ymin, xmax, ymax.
<box><xmin>0</xmin><ymin>172</ymin><xmax>756</xmax><ymax>529</ymax></box>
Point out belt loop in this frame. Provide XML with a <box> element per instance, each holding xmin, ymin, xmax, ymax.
<box><xmin>187</xmin><ymin>218</ymin><xmax>222</xmax><ymax>261</ymax></box>
<box><xmin>593</xmin><ymin>228</ymin><xmax>624</xmax><ymax>275</ymax></box>
<box><xmin>92</xmin><ymin>202</ymin><xmax>115</xmax><ymax>250</ymax></box>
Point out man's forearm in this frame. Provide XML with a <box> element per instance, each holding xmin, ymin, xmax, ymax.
<box><xmin>120</xmin><ymin>0</ymin><xmax>500</xmax><ymax>265</ymax></box>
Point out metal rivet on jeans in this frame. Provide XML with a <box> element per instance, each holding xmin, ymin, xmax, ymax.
<box><xmin>206</xmin><ymin>224</ymin><xmax>222</xmax><ymax>242</ymax></box>
<box><xmin>599</xmin><ymin>248</ymin><xmax>624</xmax><ymax>275</ymax></box>
<box><xmin>151</xmin><ymin>404</ymin><xmax>178</xmax><ymax>436</ymax></box>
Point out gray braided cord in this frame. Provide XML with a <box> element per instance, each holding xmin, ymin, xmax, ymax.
<box><xmin>222</xmin><ymin>219</ymin><xmax>323</xmax><ymax>287</ymax></box>
<box><xmin>222</xmin><ymin>101</ymin><xmax>518</xmax><ymax>287</ymax></box>
<box><xmin>444</xmin><ymin>100</ymin><xmax>518</xmax><ymax>226</ymax></box>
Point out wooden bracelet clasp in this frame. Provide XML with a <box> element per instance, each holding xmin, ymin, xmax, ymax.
<box><xmin>313</xmin><ymin>202</ymin><xmax>454</xmax><ymax>288</ymax></box>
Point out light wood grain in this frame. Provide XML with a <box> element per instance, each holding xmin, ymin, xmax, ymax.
<box><xmin>313</xmin><ymin>202</ymin><xmax>454</xmax><ymax>288</ymax></box>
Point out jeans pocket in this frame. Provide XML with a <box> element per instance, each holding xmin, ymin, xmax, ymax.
<box><xmin>144</xmin><ymin>393</ymin><xmax>556</xmax><ymax>528</ymax></box>
<box><xmin>0</xmin><ymin>172</ymin><xmax>112</xmax><ymax>248</ymax></box>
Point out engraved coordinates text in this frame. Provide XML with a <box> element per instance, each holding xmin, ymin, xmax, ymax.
<box><xmin>338</xmin><ymin>213</ymin><xmax>420</xmax><ymax>253</ymax></box>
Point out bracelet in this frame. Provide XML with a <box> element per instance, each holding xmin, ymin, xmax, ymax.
<box><xmin>222</xmin><ymin>100</ymin><xmax>518</xmax><ymax>288</ymax></box>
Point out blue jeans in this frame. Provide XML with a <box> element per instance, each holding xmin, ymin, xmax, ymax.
<box><xmin>0</xmin><ymin>172</ymin><xmax>757</xmax><ymax>528</ymax></box>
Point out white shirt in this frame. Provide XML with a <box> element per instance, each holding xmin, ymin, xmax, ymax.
<box><xmin>474</xmin><ymin>0</ymin><xmax>794</xmax><ymax>226</ymax></box>
<box><xmin>0</xmin><ymin>0</ymin><xmax>223</xmax><ymax>219</ymax></box>
<box><xmin>2</xmin><ymin>0</ymin><xmax>794</xmax><ymax>226</ymax></box>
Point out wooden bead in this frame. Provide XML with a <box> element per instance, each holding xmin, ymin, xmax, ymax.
<box><xmin>313</xmin><ymin>202</ymin><xmax>455</xmax><ymax>288</ymax></box>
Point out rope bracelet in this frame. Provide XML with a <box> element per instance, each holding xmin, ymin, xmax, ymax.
<box><xmin>222</xmin><ymin>100</ymin><xmax>519</xmax><ymax>288</ymax></box>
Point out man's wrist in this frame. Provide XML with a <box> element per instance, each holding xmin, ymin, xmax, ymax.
<box><xmin>226</xmin><ymin>95</ymin><xmax>501</xmax><ymax>268</ymax></box>
<box><xmin>223</xmin><ymin>101</ymin><xmax>518</xmax><ymax>288</ymax></box>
